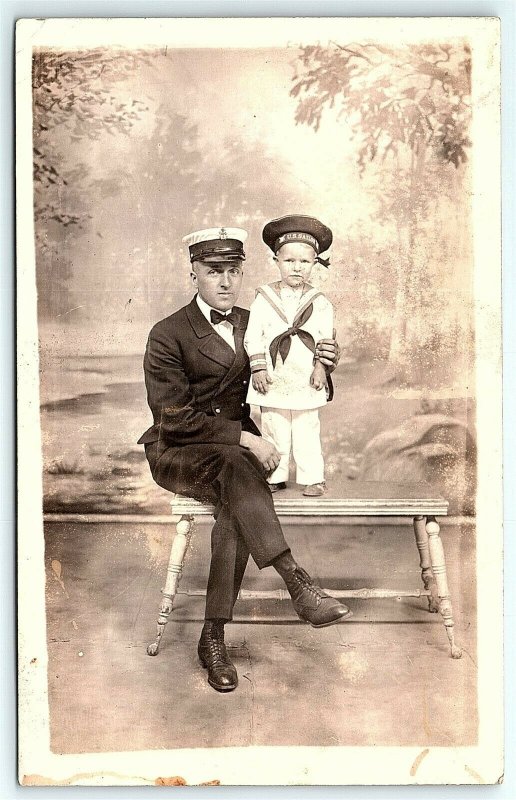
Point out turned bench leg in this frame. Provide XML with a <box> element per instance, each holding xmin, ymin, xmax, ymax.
<box><xmin>413</xmin><ymin>515</ymin><xmax>439</xmax><ymax>613</ymax></box>
<box><xmin>425</xmin><ymin>516</ymin><xmax>462</xmax><ymax>659</ymax></box>
<box><xmin>147</xmin><ymin>514</ymin><xmax>194</xmax><ymax>656</ymax></box>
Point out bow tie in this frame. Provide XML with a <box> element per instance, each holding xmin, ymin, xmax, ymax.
<box><xmin>210</xmin><ymin>309</ymin><xmax>239</xmax><ymax>326</ymax></box>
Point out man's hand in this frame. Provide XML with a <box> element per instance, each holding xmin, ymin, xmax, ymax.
<box><xmin>315</xmin><ymin>328</ymin><xmax>340</xmax><ymax>372</ymax></box>
<box><xmin>252</xmin><ymin>369</ymin><xmax>273</xmax><ymax>394</ymax></box>
<box><xmin>240</xmin><ymin>431</ymin><xmax>280</xmax><ymax>475</ymax></box>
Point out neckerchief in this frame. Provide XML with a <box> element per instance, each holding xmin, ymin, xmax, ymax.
<box><xmin>269</xmin><ymin>303</ymin><xmax>316</xmax><ymax>368</ymax></box>
<box><xmin>256</xmin><ymin>283</ymin><xmax>323</xmax><ymax>367</ymax></box>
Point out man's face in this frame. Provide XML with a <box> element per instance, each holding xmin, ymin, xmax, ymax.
<box><xmin>274</xmin><ymin>242</ymin><xmax>317</xmax><ymax>288</ymax></box>
<box><xmin>191</xmin><ymin>260</ymin><xmax>244</xmax><ymax>311</ymax></box>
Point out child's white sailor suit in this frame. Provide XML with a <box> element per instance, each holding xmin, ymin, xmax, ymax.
<box><xmin>244</xmin><ymin>282</ymin><xmax>334</xmax><ymax>486</ymax></box>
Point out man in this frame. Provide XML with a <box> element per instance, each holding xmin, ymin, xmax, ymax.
<box><xmin>138</xmin><ymin>226</ymin><xmax>351</xmax><ymax>693</ymax></box>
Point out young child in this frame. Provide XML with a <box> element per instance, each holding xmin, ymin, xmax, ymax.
<box><xmin>244</xmin><ymin>215</ymin><xmax>334</xmax><ymax>497</ymax></box>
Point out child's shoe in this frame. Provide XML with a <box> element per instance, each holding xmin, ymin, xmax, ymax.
<box><xmin>269</xmin><ymin>482</ymin><xmax>287</xmax><ymax>493</ymax></box>
<box><xmin>302</xmin><ymin>482</ymin><xmax>326</xmax><ymax>497</ymax></box>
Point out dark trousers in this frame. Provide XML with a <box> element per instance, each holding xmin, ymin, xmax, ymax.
<box><xmin>145</xmin><ymin>441</ymin><xmax>289</xmax><ymax>620</ymax></box>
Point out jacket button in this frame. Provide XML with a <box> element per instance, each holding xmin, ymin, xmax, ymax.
<box><xmin>241</xmin><ymin>403</ymin><xmax>245</xmax><ymax>407</ymax></box>
<box><xmin>215</xmin><ymin>408</ymin><xmax>221</xmax><ymax>414</ymax></box>
<box><xmin>243</xmin><ymin>380</ymin><xmax>247</xmax><ymax>385</ymax></box>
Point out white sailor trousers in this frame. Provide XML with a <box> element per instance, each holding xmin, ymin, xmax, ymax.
<box><xmin>260</xmin><ymin>407</ymin><xmax>324</xmax><ymax>486</ymax></box>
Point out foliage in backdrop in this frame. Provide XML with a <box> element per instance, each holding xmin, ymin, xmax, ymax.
<box><xmin>32</xmin><ymin>48</ymin><xmax>296</xmax><ymax>324</ymax></box>
<box><xmin>33</xmin><ymin>43</ymin><xmax>474</xmax><ymax>384</ymax></box>
<box><xmin>33</xmin><ymin>43</ymin><xmax>476</xmax><ymax>514</ymax></box>
<box><xmin>291</xmin><ymin>40</ymin><xmax>473</xmax><ymax>377</ymax></box>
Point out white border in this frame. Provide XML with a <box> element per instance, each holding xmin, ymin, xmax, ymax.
<box><xmin>16</xmin><ymin>16</ymin><xmax>503</xmax><ymax>787</ymax></box>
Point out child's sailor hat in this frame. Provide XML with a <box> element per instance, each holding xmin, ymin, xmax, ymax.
<box><xmin>262</xmin><ymin>215</ymin><xmax>332</xmax><ymax>266</ymax></box>
<box><xmin>183</xmin><ymin>227</ymin><xmax>248</xmax><ymax>263</ymax></box>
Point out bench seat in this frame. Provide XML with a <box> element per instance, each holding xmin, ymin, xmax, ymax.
<box><xmin>147</xmin><ymin>480</ymin><xmax>461</xmax><ymax>659</ymax></box>
<box><xmin>170</xmin><ymin>479</ymin><xmax>449</xmax><ymax>517</ymax></box>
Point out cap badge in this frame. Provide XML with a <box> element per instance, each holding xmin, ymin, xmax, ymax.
<box><xmin>218</xmin><ymin>227</ymin><xmax>228</xmax><ymax>239</ymax></box>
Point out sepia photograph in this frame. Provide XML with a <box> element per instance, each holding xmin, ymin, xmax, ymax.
<box><xmin>16</xmin><ymin>16</ymin><xmax>502</xmax><ymax>786</ymax></box>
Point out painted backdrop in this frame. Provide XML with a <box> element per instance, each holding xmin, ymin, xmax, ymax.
<box><xmin>34</xmin><ymin>42</ymin><xmax>476</xmax><ymax>516</ymax></box>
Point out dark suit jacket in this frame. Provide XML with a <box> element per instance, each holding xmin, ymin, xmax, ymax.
<box><xmin>138</xmin><ymin>296</ymin><xmax>259</xmax><ymax>447</ymax></box>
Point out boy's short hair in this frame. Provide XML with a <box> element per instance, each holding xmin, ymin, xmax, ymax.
<box><xmin>274</xmin><ymin>240</ymin><xmax>317</xmax><ymax>259</ymax></box>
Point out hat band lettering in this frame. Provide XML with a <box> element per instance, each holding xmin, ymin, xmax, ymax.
<box><xmin>274</xmin><ymin>232</ymin><xmax>319</xmax><ymax>252</ymax></box>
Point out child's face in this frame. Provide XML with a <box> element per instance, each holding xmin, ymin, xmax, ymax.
<box><xmin>274</xmin><ymin>242</ymin><xmax>317</xmax><ymax>288</ymax></box>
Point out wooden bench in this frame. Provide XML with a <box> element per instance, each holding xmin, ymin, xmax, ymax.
<box><xmin>147</xmin><ymin>481</ymin><xmax>462</xmax><ymax>659</ymax></box>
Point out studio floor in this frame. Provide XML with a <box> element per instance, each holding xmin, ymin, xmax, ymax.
<box><xmin>44</xmin><ymin>518</ymin><xmax>477</xmax><ymax>753</ymax></box>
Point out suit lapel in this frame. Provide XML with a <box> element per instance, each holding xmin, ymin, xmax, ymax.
<box><xmin>218</xmin><ymin>320</ymin><xmax>248</xmax><ymax>394</ymax></box>
<box><xmin>186</xmin><ymin>296</ymin><xmax>235</xmax><ymax>369</ymax></box>
<box><xmin>198</xmin><ymin>336</ymin><xmax>235</xmax><ymax>370</ymax></box>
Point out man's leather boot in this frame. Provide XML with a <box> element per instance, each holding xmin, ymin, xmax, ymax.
<box><xmin>274</xmin><ymin>554</ymin><xmax>352</xmax><ymax>627</ymax></box>
<box><xmin>198</xmin><ymin>620</ymin><xmax>238</xmax><ymax>692</ymax></box>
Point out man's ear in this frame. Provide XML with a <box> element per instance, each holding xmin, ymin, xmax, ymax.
<box><xmin>190</xmin><ymin>269</ymin><xmax>197</xmax><ymax>286</ymax></box>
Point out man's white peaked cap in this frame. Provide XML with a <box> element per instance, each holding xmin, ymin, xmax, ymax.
<box><xmin>182</xmin><ymin>227</ymin><xmax>248</xmax><ymax>263</ymax></box>
<box><xmin>182</xmin><ymin>228</ymin><xmax>248</xmax><ymax>246</ymax></box>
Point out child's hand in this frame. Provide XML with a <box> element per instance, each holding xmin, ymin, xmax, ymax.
<box><xmin>310</xmin><ymin>360</ymin><xmax>328</xmax><ymax>391</ymax></box>
<box><xmin>252</xmin><ymin>370</ymin><xmax>273</xmax><ymax>394</ymax></box>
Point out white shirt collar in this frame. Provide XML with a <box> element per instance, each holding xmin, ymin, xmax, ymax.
<box><xmin>196</xmin><ymin>293</ymin><xmax>234</xmax><ymax>323</ymax></box>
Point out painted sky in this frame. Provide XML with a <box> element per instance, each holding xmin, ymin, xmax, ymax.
<box><xmin>38</xmin><ymin>44</ymin><xmax>470</xmax><ymax>356</ymax></box>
